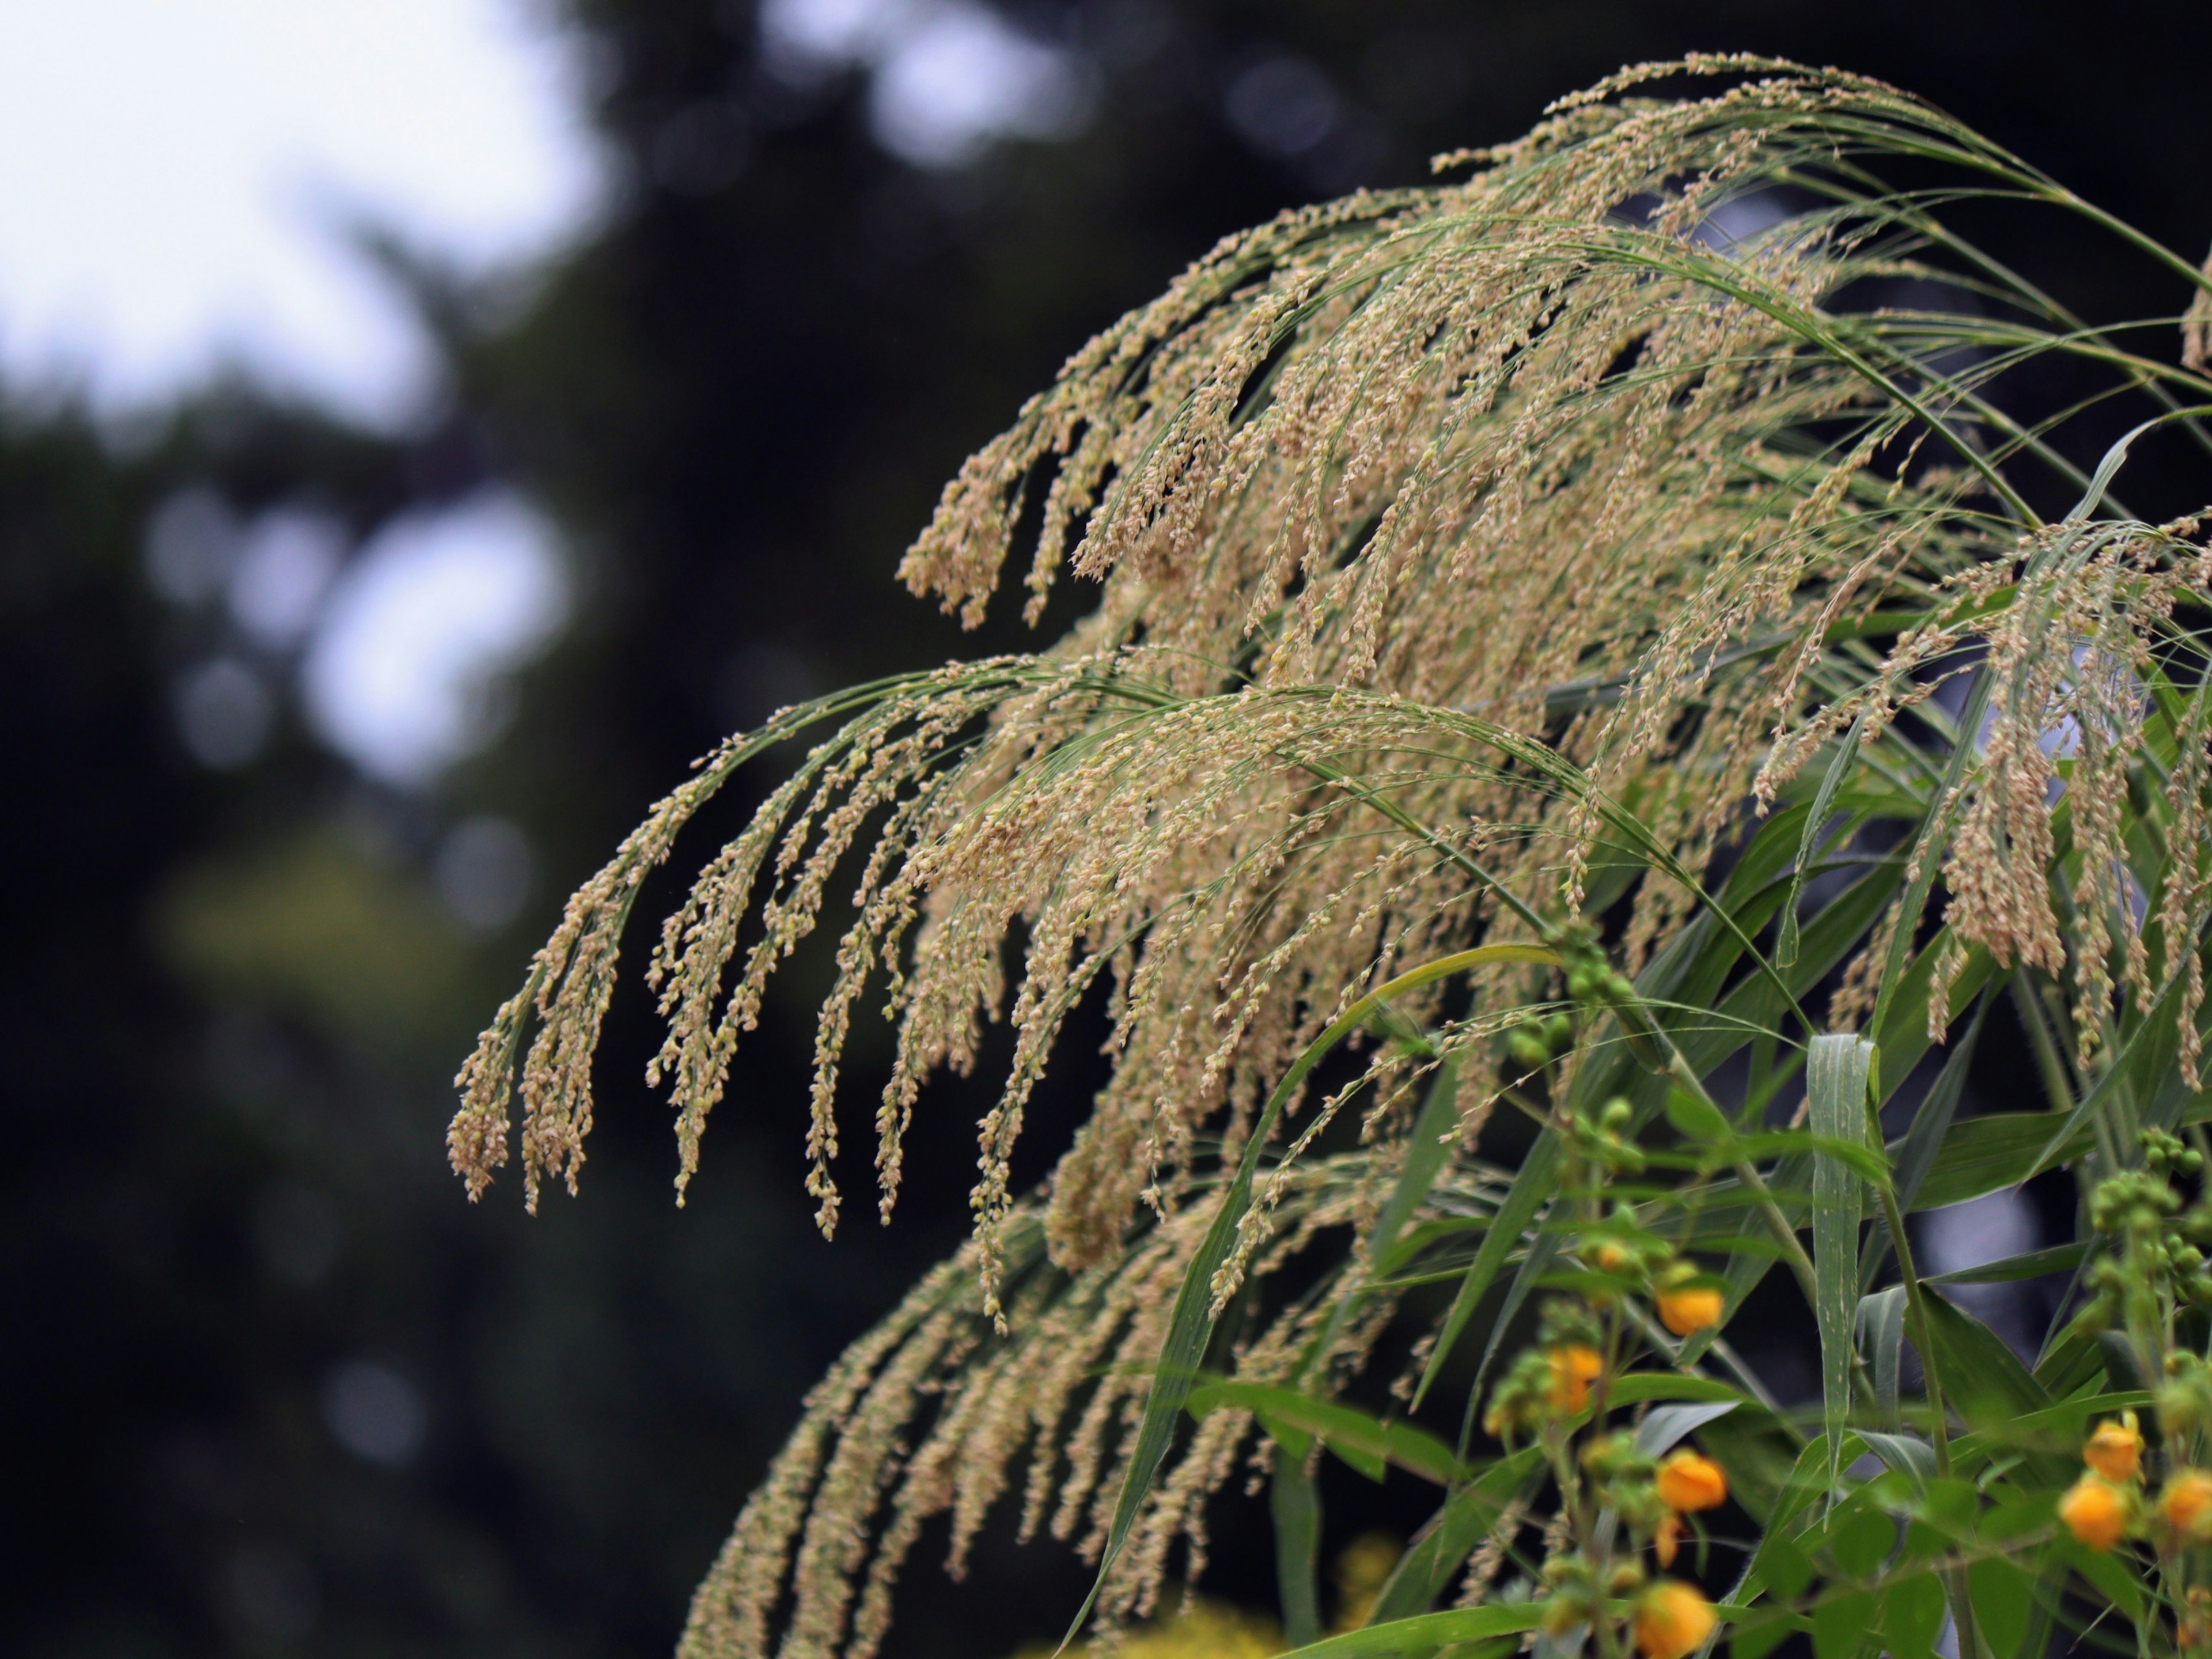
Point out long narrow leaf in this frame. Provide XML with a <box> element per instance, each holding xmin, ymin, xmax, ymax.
<box><xmin>1188</xmin><ymin>1380</ymin><xmax>1469</xmax><ymax>1485</ymax></box>
<box><xmin>1283</xmin><ymin>1604</ymin><xmax>1548</xmax><ymax>1659</ymax></box>
<box><xmin>1924</xmin><ymin>1243</ymin><xmax>2086</xmax><ymax>1286</ymax></box>
<box><xmin>1414</xmin><ymin>1130</ymin><xmax>1558</xmax><ymax>1412</ymax></box>
<box><xmin>1808</xmin><ymin>1034</ymin><xmax>1878</xmax><ymax>1480</ymax></box>
<box><xmin>1858</xmin><ymin>1287</ymin><xmax>1906</xmax><ymax>1427</ymax></box>
<box><xmin>1777</xmin><ymin>718</ymin><xmax>1868</xmax><ymax>968</ymax></box>
<box><xmin>1271</xmin><ymin>1457</ymin><xmax>1323</xmax><ymax>1649</ymax></box>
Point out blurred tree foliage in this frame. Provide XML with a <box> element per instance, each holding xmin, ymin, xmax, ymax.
<box><xmin>3</xmin><ymin>1</ymin><xmax>2206</xmax><ymax>1655</ymax></box>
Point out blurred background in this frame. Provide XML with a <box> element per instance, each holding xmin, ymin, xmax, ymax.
<box><xmin>3</xmin><ymin>2</ymin><xmax>2207</xmax><ymax>1654</ymax></box>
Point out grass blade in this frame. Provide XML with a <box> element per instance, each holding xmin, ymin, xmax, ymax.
<box><xmin>1412</xmin><ymin>1130</ymin><xmax>1558</xmax><ymax>1412</ymax></box>
<box><xmin>1777</xmin><ymin>717</ymin><xmax>1868</xmax><ymax>968</ymax></box>
<box><xmin>1271</xmin><ymin>1456</ymin><xmax>1323</xmax><ymax>1649</ymax></box>
<box><xmin>1285</xmin><ymin>1604</ymin><xmax>1548</xmax><ymax>1659</ymax></box>
<box><xmin>1808</xmin><ymin>1034</ymin><xmax>1878</xmax><ymax>1482</ymax></box>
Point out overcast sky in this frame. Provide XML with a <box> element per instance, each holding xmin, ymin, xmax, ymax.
<box><xmin>0</xmin><ymin>0</ymin><xmax>1090</xmax><ymax>791</ymax></box>
<box><xmin>0</xmin><ymin>0</ymin><xmax>605</xmax><ymax>425</ymax></box>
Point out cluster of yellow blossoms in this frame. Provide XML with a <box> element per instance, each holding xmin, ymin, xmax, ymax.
<box><xmin>1480</xmin><ymin>1086</ymin><xmax>1734</xmax><ymax>1659</ymax></box>
<box><xmin>2060</xmin><ymin>1413</ymin><xmax>2212</xmax><ymax>1553</ymax></box>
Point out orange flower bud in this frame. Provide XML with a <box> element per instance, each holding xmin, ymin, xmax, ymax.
<box><xmin>1653</xmin><ymin>1514</ymin><xmax>1683</xmax><ymax>1568</ymax></box>
<box><xmin>1547</xmin><ymin>1345</ymin><xmax>1605</xmax><ymax>1413</ymax></box>
<box><xmin>1592</xmin><ymin>1239</ymin><xmax>1632</xmax><ymax>1273</ymax></box>
<box><xmin>2085</xmin><ymin>1416</ymin><xmax>2144</xmax><ymax>1483</ymax></box>
<box><xmin>1657</xmin><ymin>1286</ymin><xmax>1724</xmax><ymax>1338</ymax></box>
<box><xmin>2164</xmin><ymin>1469</ymin><xmax>2212</xmax><ymax>1543</ymax></box>
<box><xmin>2060</xmin><ymin>1478</ymin><xmax>2129</xmax><ymax>1552</ymax></box>
<box><xmin>1656</xmin><ymin>1450</ymin><xmax>1729</xmax><ymax>1513</ymax></box>
<box><xmin>1635</xmin><ymin>1580</ymin><xmax>1716</xmax><ymax>1659</ymax></box>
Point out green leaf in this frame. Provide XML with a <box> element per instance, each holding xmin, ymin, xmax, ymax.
<box><xmin>1917</xmin><ymin>1292</ymin><xmax>2063</xmax><ymax>1485</ymax></box>
<box><xmin>1732</xmin><ymin>1609</ymin><xmax>1798</xmax><ymax>1659</ymax></box>
<box><xmin>1811</xmin><ymin>1588</ymin><xmax>1877</xmax><ymax>1659</ymax></box>
<box><xmin>1907</xmin><ymin>1111</ymin><xmax>2109</xmax><ymax>1212</ymax></box>
<box><xmin>1979</xmin><ymin>1488</ymin><xmax>2052</xmax><ymax>1542</ymax></box>
<box><xmin>2032</xmin><ymin>1317</ymin><xmax>2109</xmax><ymax>1397</ymax></box>
<box><xmin>1804</xmin><ymin>1134</ymin><xmax>1892</xmax><ymax>1189</ymax></box>
<box><xmin>2061</xmin><ymin>1537</ymin><xmax>2143</xmax><ymax>1620</ymax></box>
<box><xmin>1189</xmin><ymin>1381</ymin><xmax>1468</xmax><ymax>1485</ymax></box>
<box><xmin>1685</xmin><ymin>865</ymin><xmax>1903</xmax><ymax>1086</ymax></box>
<box><xmin>1777</xmin><ymin>717</ymin><xmax>1868</xmax><ymax>968</ymax></box>
<box><xmin>1697</xmin><ymin>1410</ymin><xmax>1803</xmax><ymax>1527</ymax></box>
<box><xmin>1272</xmin><ymin>1454</ymin><xmax>1323</xmax><ymax>1649</ymax></box>
<box><xmin>1414</xmin><ymin>1130</ymin><xmax>1558</xmax><ymax>1412</ymax></box>
<box><xmin>1876</xmin><ymin>989</ymin><xmax>1989</xmax><ymax>1277</ymax></box>
<box><xmin>1968</xmin><ymin>1558</ymin><xmax>2032</xmax><ymax>1659</ymax></box>
<box><xmin>1636</xmin><ymin>1401</ymin><xmax>1740</xmax><ymax>1457</ymax></box>
<box><xmin>1276</xmin><ymin>1603</ymin><xmax>1547</xmax><ymax>1659</ymax></box>
<box><xmin>1828</xmin><ymin>1502</ymin><xmax>1895</xmax><ymax>1580</ymax></box>
<box><xmin>1607</xmin><ymin>1374</ymin><xmax>1752</xmax><ymax>1406</ymax></box>
<box><xmin>1880</xmin><ymin>1573</ymin><xmax>1946</xmax><ymax>1659</ymax></box>
<box><xmin>1809</xmin><ymin>1034</ymin><xmax>1878</xmax><ymax>1479</ymax></box>
<box><xmin>1923</xmin><ymin>1242</ymin><xmax>2086</xmax><ymax>1286</ymax></box>
<box><xmin>1857</xmin><ymin>1287</ymin><xmax>1905</xmax><ymax>1426</ymax></box>
<box><xmin>1918</xmin><ymin>1478</ymin><xmax>1979</xmax><ymax>1539</ymax></box>
<box><xmin>1856</xmin><ymin>1430</ymin><xmax>1936</xmax><ymax>1482</ymax></box>
<box><xmin>1458</xmin><ymin>1229</ymin><xmax>1562</xmax><ymax>1448</ymax></box>
<box><xmin>1950</xmin><ymin>1391</ymin><xmax>2153</xmax><ymax>1465</ymax></box>
<box><xmin>1755</xmin><ymin>1531</ymin><xmax>1816</xmax><ymax>1601</ymax></box>
<box><xmin>1667</xmin><ymin>1087</ymin><xmax>1734</xmax><ymax>1145</ymax></box>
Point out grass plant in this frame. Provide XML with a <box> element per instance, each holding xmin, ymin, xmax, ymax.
<box><xmin>451</xmin><ymin>56</ymin><xmax>2212</xmax><ymax>1659</ymax></box>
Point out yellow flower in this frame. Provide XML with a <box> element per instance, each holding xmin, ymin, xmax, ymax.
<box><xmin>2059</xmin><ymin>1478</ymin><xmax>2129</xmax><ymax>1552</ymax></box>
<box><xmin>1591</xmin><ymin>1239</ymin><xmax>1632</xmax><ymax>1273</ymax></box>
<box><xmin>2163</xmin><ymin>1469</ymin><xmax>2212</xmax><ymax>1543</ymax></box>
<box><xmin>1634</xmin><ymin>1581</ymin><xmax>1715</xmax><ymax>1659</ymax></box>
<box><xmin>1546</xmin><ymin>1345</ymin><xmax>1605</xmax><ymax>1414</ymax></box>
<box><xmin>1656</xmin><ymin>1450</ymin><xmax>1729</xmax><ymax>1513</ymax></box>
<box><xmin>2085</xmin><ymin>1415</ymin><xmax>2144</xmax><ymax>1483</ymax></box>
<box><xmin>1653</xmin><ymin>1514</ymin><xmax>1683</xmax><ymax>1568</ymax></box>
<box><xmin>1657</xmin><ymin>1286</ymin><xmax>1724</xmax><ymax>1338</ymax></box>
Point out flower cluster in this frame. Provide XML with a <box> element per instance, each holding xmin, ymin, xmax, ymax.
<box><xmin>2057</xmin><ymin>1132</ymin><xmax>2212</xmax><ymax>1653</ymax></box>
<box><xmin>1486</xmin><ymin>974</ymin><xmax>1733</xmax><ymax>1659</ymax></box>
